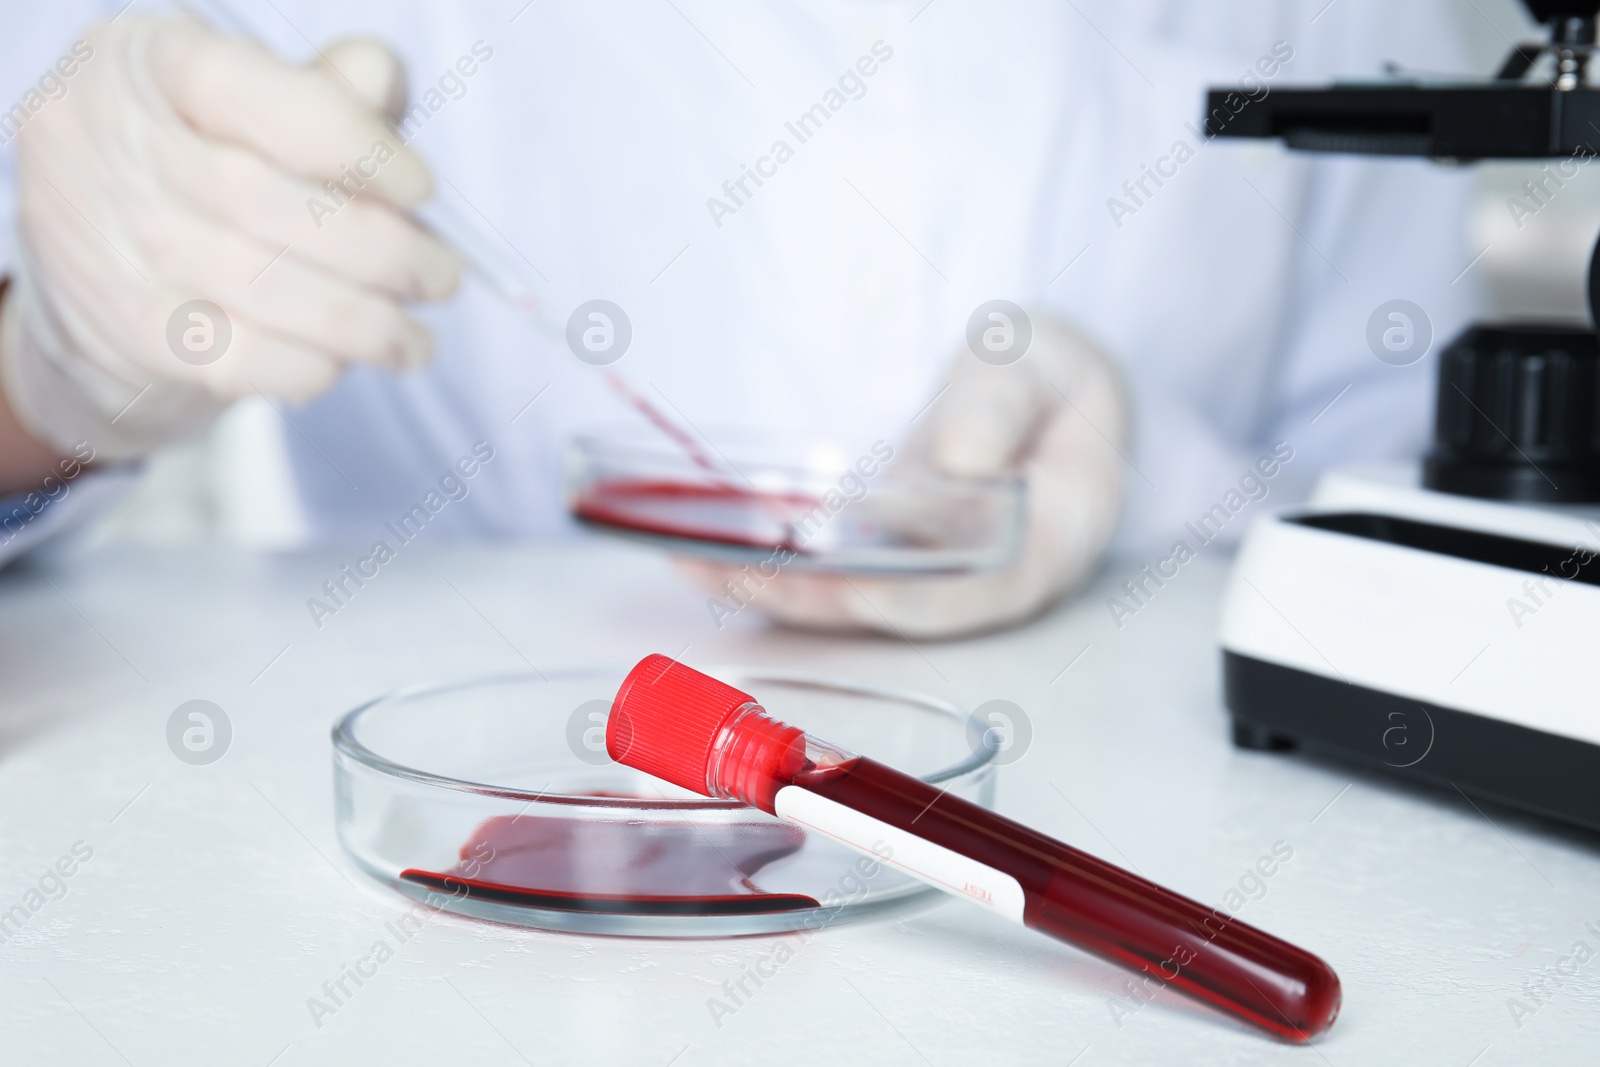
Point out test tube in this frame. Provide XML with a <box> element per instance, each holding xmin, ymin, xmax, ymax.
<box><xmin>607</xmin><ymin>655</ymin><xmax>1343</xmax><ymax>1043</ymax></box>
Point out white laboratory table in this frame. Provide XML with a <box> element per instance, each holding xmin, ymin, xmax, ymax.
<box><xmin>2</xmin><ymin>540</ymin><xmax>1598</xmax><ymax>1067</ymax></box>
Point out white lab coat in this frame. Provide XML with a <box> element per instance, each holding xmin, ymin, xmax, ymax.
<box><xmin>0</xmin><ymin>0</ymin><xmax>1482</xmax><ymax>558</ymax></box>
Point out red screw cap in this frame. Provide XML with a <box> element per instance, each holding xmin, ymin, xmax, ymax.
<box><xmin>607</xmin><ymin>654</ymin><xmax>758</xmax><ymax>795</ymax></box>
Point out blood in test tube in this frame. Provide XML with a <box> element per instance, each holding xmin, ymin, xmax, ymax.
<box><xmin>606</xmin><ymin>655</ymin><xmax>1342</xmax><ymax>1042</ymax></box>
<box><xmin>401</xmin><ymin>805</ymin><xmax>817</xmax><ymax>916</ymax></box>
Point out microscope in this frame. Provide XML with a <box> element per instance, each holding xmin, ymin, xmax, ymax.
<box><xmin>1208</xmin><ymin>1</ymin><xmax>1600</xmax><ymax>831</ymax></box>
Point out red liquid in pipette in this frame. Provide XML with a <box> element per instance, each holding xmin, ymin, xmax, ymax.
<box><xmin>400</xmin><ymin>809</ymin><xmax>817</xmax><ymax>917</ymax></box>
<box><xmin>603</xmin><ymin>372</ymin><xmax>726</xmax><ymax>479</ymax></box>
<box><xmin>791</xmin><ymin>757</ymin><xmax>1340</xmax><ymax>1042</ymax></box>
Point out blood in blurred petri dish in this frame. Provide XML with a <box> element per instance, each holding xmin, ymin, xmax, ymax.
<box><xmin>571</xmin><ymin>478</ymin><xmax>817</xmax><ymax>551</ymax></box>
<box><xmin>400</xmin><ymin>808</ymin><xmax>818</xmax><ymax>916</ymax></box>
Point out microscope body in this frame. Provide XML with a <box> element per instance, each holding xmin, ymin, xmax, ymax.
<box><xmin>1209</xmin><ymin>1</ymin><xmax>1600</xmax><ymax>832</ymax></box>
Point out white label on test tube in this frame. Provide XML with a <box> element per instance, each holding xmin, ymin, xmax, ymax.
<box><xmin>774</xmin><ymin>785</ymin><xmax>1028</xmax><ymax>923</ymax></box>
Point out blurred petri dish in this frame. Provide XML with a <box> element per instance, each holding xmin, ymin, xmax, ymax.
<box><xmin>566</xmin><ymin>425</ymin><xmax>1025</xmax><ymax>574</ymax></box>
<box><xmin>332</xmin><ymin>668</ymin><xmax>997</xmax><ymax>937</ymax></box>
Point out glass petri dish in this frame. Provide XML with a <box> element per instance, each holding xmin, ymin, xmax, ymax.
<box><xmin>566</xmin><ymin>425</ymin><xmax>1025</xmax><ymax>574</ymax></box>
<box><xmin>333</xmin><ymin>668</ymin><xmax>997</xmax><ymax>937</ymax></box>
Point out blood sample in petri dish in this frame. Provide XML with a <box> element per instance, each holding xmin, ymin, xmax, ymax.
<box><xmin>401</xmin><ymin>807</ymin><xmax>817</xmax><ymax>917</ymax></box>
<box><xmin>582</xmin><ymin>373</ymin><xmax>822</xmax><ymax>550</ymax></box>
<box><xmin>571</xmin><ymin>479</ymin><xmax>817</xmax><ymax>552</ymax></box>
<box><xmin>606</xmin><ymin>655</ymin><xmax>1343</xmax><ymax>1042</ymax></box>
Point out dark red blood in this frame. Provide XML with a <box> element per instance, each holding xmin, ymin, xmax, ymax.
<box><xmin>571</xmin><ymin>478</ymin><xmax>817</xmax><ymax>551</ymax></box>
<box><xmin>793</xmin><ymin>757</ymin><xmax>1342</xmax><ymax>1042</ymax></box>
<box><xmin>400</xmin><ymin>810</ymin><xmax>818</xmax><ymax>917</ymax></box>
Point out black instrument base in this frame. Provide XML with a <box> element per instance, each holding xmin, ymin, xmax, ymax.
<box><xmin>1224</xmin><ymin>652</ymin><xmax>1600</xmax><ymax>834</ymax></box>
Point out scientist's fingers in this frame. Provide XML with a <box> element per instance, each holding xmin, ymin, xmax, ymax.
<box><xmin>149</xmin><ymin>130</ymin><xmax>459</xmax><ymax>301</ymax></box>
<box><xmin>673</xmin><ymin>398</ymin><xmax>1126</xmax><ymax>639</ymax></box>
<box><xmin>912</xmin><ymin>316</ymin><xmax>1119</xmax><ymax>479</ymax></box>
<box><xmin>304</xmin><ymin>196</ymin><xmax>461</xmax><ymax>300</ymax></box>
<box><xmin>671</xmin><ymin>549</ymin><xmax>1040</xmax><ymax>638</ymax></box>
<box><xmin>199</xmin><ymin>326</ymin><xmax>342</xmax><ymax>401</ymax></box>
<box><xmin>915</xmin><ymin>356</ymin><xmax>1045</xmax><ymax>479</ymax></box>
<box><xmin>674</xmin><ymin>554</ymin><xmax>1032</xmax><ymax>639</ymax></box>
<box><xmin>675</xmin><ymin>495</ymin><xmax>1081</xmax><ymax>639</ymax></box>
<box><xmin>315</xmin><ymin>38</ymin><xmax>408</xmax><ymax>122</ymax></box>
<box><xmin>145</xmin><ymin>19</ymin><xmax>432</xmax><ymax>206</ymax></box>
<box><xmin>238</xmin><ymin>255</ymin><xmax>434</xmax><ymax>372</ymax></box>
<box><xmin>673</xmin><ymin>557</ymin><xmax>864</xmax><ymax>633</ymax></box>
<box><xmin>135</xmin><ymin>203</ymin><xmax>433</xmax><ymax>374</ymax></box>
<box><xmin>1029</xmin><ymin>331</ymin><xmax>1131</xmax><ymax>486</ymax></box>
<box><xmin>851</xmin><ymin>399</ymin><xmax>1125</xmax><ymax>636</ymax></box>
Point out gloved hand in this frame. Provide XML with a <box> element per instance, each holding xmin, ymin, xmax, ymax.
<box><xmin>1</xmin><ymin>16</ymin><xmax>459</xmax><ymax>461</ymax></box>
<box><xmin>676</xmin><ymin>315</ymin><xmax>1129</xmax><ymax>638</ymax></box>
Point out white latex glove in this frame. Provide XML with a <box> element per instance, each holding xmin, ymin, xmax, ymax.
<box><xmin>676</xmin><ymin>316</ymin><xmax>1129</xmax><ymax>638</ymax></box>
<box><xmin>1</xmin><ymin>16</ymin><xmax>459</xmax><ymax>460</ymax></box>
